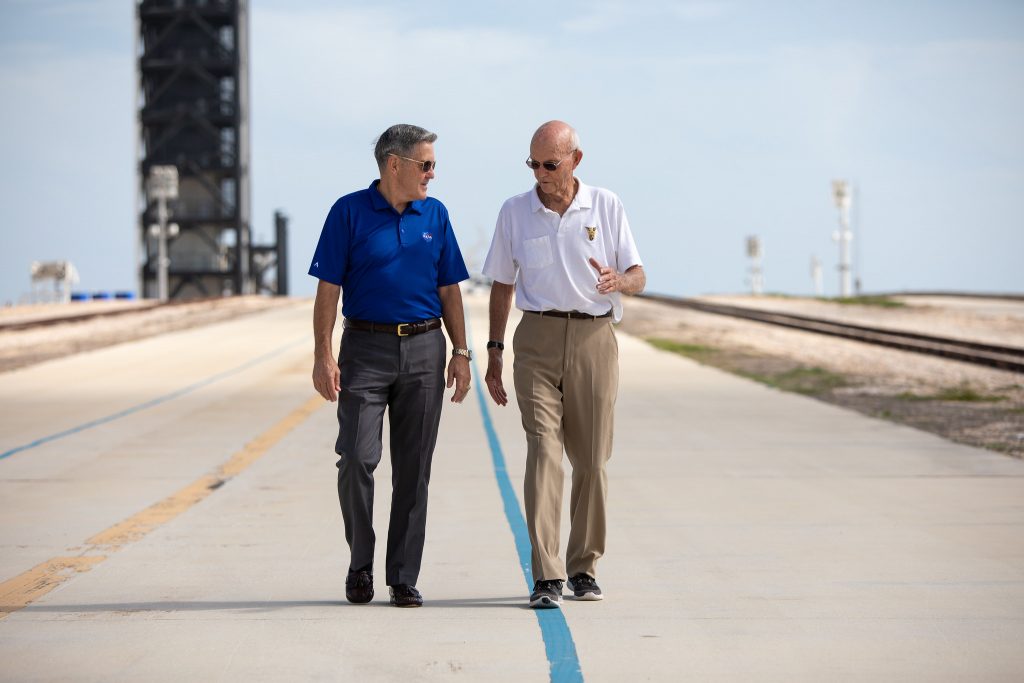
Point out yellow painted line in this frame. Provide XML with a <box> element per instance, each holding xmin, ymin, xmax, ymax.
<box><xmin>0</xmin><ymin>557</ymin><xmax>106</xmax><ymax>617</ymax></box>
<box><xmin>0</xmin><ymin>395</ymin><xmax>324</xmax><ymax>619</ymax></box>
<box><xmin>85</xmin><ymin>476</ymin><xmax>222</xmax><ymax>550</ymax></box>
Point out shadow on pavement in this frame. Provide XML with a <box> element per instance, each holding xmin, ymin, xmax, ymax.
<box><xmin>11</xmin><ymin>596</ymin><xmax>529</xmax><ymax>614</ymax></box>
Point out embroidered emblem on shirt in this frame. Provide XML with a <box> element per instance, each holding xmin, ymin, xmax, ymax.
<box><xmin>585</xmin><ymin>226</ymin><xmax>597</xmax><ymax>241</ymax></box>
<box><xmin>313</xmin><ymin>261</ymin><xmax>319</xmax><ymax>268</ymax></box>
<box><xmin>422</xmin><ymin>232</ymin><xmax>433</xmax><ymax>242</ymax></box>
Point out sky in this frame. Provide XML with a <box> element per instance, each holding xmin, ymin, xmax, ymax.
<box><xmin>0</xmin><ymin>0</ymin><xmax>1022</xmax><ymax>305</ymax></box>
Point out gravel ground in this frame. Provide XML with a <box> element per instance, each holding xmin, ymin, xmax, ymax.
<box><xmin>619</xmin><ymin>295</ymin><xmax>1024</xmax><ymax>459</ymax></box>
<box><xmin>0</xmin><ymin>296</ymin><xmax>299</xmax><ymax>373</ymax></box>
<box><xmin>695</xmin><ymin>293</ymin><xmax>1024</xmax><ymax>346</ymax></box>
<box><xmin>0</xmin><ymin>299</ymin><xmax>155</xmax><ymax>326</ymax></box>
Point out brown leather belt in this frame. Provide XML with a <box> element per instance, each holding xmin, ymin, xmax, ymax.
<box><xmin>344</xmin><ymin>318</ymin><xmax>442</xmax><ymax>336</ymax></box>
<box><xmin>523</xmin><ymin>309</ymin><xmax>612</xmax><ymax>320</ymax></box>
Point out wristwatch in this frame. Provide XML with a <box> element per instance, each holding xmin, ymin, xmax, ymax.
<box><xmin>486</xmin><ymin>341</ymin><xmax>504</xmax><ymax>351</ymax></box>
<box><xmin>452</xmin><ymin>348</ymin><xmax>473</xmax><ymax>360</ymax></box>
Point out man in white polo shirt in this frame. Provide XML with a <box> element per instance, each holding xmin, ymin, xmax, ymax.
<box><xmin>481</xmin><ymin>120</ymin><xmax>645</xmax><ymax>608</ymax></box>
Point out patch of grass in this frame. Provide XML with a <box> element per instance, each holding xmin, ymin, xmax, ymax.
<box><xmin>735</xmin><ymin>370</ymin><xmax>773</xmax><ymax>384</ymax></box>
<box><xmin>739</xmin><ymin>366</ymin><xmax>849</xmax><ymax>395</ymax></box>
<box><xmin>646</xmin><ymin>338</ymin><xmax>717</xmax><ymax>358</ymax></box>
<box><xmin>816</xmin><ymin>295</ymin><xmax>906</xmax><ymax>308</ymax></box>
<box><xmin>898</xmin><ymin>386</ymin><xmax>1006</xmax><ymax>403</ymax></box>
<box><xmin>933</xmin><ymin>387</ymin><xmax>1006</xmax><ymax>402</ymax></box>
<box><xmin>647</xmin><ymin>338</ymin><xmax>851</xmax><ymax>396</ymax></box>
<box><xmin>896</xmin><ymin>391</ymin><xmax>925</xmax><ymax>401</ymax></box>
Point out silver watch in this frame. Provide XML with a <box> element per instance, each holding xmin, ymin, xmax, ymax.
<box><xmin>452</xmin><ymin>348</ymin><xmax>473</xmax><ymax>360</ymax></box>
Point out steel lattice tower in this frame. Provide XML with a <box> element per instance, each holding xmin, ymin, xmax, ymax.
<box><xmin>136</xmin><ymin>0</ymin><xmax>253</xmax><ymax>299</ymax></box>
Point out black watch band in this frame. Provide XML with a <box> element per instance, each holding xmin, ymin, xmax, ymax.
<box><xmin>486</xmin><ymin>340</ymin><xmax>504</xmax><ymax>351</ymax></box>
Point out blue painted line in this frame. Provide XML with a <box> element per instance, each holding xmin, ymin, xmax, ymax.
<box><xmin>1</xmin><ymin>336</ymin><xmax>308</xmax><ymax>462</ymax></box>
<box><xmin>471</xmin><ymin>358</ymin><xmax>584</xmax><ymax>683</ymax></box>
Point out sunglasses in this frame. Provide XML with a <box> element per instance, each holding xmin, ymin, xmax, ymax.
<box><xmin>525</xmin><ymin>150</ymin><xmax>576</xmax><ymax>172</ymax></box>
<box><xmin>390</xmin><ymin>153</ymin><xmax>436</xmax><ymax>173</ymax></box>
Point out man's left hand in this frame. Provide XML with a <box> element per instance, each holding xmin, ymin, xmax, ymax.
<box><xmin>589</xmin><ymin>257</ymin><xmax>622</xmax><ymax>294</ymax></box>
<box><xmin>446</xmin><ymin>355</ymin><xmax>471</xmax><ymax>403</ymax></box>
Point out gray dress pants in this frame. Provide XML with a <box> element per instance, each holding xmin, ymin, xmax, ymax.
<box><xmin>335</xmin><ymin>327</ymin><xmax>446</xmax><ymax>586</ymax></box>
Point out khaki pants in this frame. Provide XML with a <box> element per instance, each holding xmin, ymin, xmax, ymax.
<box><xmin>513</xmin><ymin>312</ymin><xmax>619</xmax><ymax>582</ymax></box>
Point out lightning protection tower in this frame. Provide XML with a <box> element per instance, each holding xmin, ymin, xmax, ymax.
<box><xmin>136</xmin><ymin>0</ymin><xmax>252</xmax><ymax>299</ymax></box>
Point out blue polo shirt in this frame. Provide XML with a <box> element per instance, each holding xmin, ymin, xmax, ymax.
<box><xmin>308</xmin><ymin>181</ymin><xmax>469</xmax><ymax>322</ymax></box>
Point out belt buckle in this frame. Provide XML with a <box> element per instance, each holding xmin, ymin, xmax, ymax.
<box><xmin>396</xmin><ymin>323</ymin><xmax>411</xmax><ymax>337</ymax></box>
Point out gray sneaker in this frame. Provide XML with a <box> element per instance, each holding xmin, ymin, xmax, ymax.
<box><xmin>567</xmin><ymin>573</ymin><xmax>603</xmax><ymax>601</ymax></box>
<box><xmin>529</xmin><ymin>579</ymin><xmax>563</xmax><ymax>609</ymax></box>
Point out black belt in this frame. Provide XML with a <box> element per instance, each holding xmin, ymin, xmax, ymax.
<box><xmin>524</xmin><ymin>309</ymin><xmax>612</xmax><ymax>320</ymax></box>
<box><xmin>344</xmin><ymin>318</ymin><xmax>442</xmax><ymax>336</ymax></box>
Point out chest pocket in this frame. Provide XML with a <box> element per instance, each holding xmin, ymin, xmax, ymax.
<box><xmin>521</xmin><ymin>235</ymin><xmax>554</xmax><ymax>269</ymax></box>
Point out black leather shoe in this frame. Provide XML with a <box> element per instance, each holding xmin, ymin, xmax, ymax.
<box><xmin>388</xmin><ymin>584</ymin><xmax>423</xmax><ymax>608</ymax></box>
<box><xmin>345</xmin><ymin>570</ymin><xmax>374</xmax><ymax>604</ymax></box>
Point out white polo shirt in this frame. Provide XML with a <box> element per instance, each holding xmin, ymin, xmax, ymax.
<box><xmin>482</xmin><ymin>179</ymin><xmax>642</xmax><ymax>322</ymax></box>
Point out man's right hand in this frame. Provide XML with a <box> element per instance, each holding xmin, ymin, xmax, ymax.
<box><xmin>312</xmin><ymin>280</ymin><xmax>342</xmax><ymax>401</ymax></box>
<box><xmin>485</xmin><ymin>349</ymin><xmax>508</xmax><ymax>406</ymax></box>
<box><xmin>313</xmin><ymin>355</ymin><xmax>341</xmax><ymax>402</ymax></box>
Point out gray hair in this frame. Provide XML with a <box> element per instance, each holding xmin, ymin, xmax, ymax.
<box><xmin>374</xmin><ymin>124</ymin><xmax>437</xmax><ymax>171</ymax></box>
<box><xmin>566</xmin><ymin>128</ymin><xmax>581</xmax><ymax>152</ymax></box>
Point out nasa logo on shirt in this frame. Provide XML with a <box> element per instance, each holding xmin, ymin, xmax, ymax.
<box><xmin>422</xmin><ymin>232</ymin><xmax>433</xmax><ymax>242</ymax></box>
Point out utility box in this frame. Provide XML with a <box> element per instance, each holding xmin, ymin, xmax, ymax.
<box><xmin>30</xmin><ymin>261</ymin><xmax>80</xmax><ymax>304</ymax></box>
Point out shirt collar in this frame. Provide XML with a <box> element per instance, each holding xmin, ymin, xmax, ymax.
<box><xmin>529</xmin><ymin>178</ymin><xmax>592</xmax><ymax>213</ymax></box>
<box><xmin>575</xmin><ymin>179</ymin><xmax>593</xmax><ymax>209</ymax></box>
<box><xmin>368</xmin><ymin>180</ymin><xmax>423</xmax><ymax>215</ymax></box>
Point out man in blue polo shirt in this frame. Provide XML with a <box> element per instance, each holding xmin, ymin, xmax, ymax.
<box><xmin>310</xmin><ymin>123</ymin><xmax>471</xmax><ymax>608</ymax></box>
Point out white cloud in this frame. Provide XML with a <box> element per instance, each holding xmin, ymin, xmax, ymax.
<box><xmin>36</xmin><ymin>0</ymin><xmax>124</xmax><ymax>22</ymax></box>
<box><xmin>253</xmin><ymin>6</ymin><xmax>542</xmax><ymax>127</ymax></box>
<box><xmin>669</xmin><ymin>1</ymin><xmax>734</xmax><ymax>21</ymax></box>
<box><xmin>563</xmin><ymin>0</ymin><xmax>733</xmax><ymax>33</ymax></box>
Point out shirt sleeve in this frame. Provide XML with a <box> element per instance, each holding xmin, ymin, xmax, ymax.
<box><xmin>481</xmin><ymin>203</ymin><xmax>518</xmax><ymax>285</ymax></box>
<box><xmin>308</xmin><ymin>200</ymin><xmax>349</xmax><ymax>286</ymax></box>
<box><xmin>437</xmin><ymin>210</ymin><xmax>470</xmax><ymax>287</ymax></box>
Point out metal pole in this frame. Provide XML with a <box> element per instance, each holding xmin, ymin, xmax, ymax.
<box><xmin>838</xmin><ymin>203</ymin><xmax>851</xmax><ymax>297</ymax></box>
<box><xmin>146</xmin><ymin>165</ymin><xmax>178</xmax><ymax>302</ymax></box>
<box><xmin>832</xmin><ymin>180</ymin><xmax>853</xmax><ymax>298</ymax></box>
<box><xmin>746</xmin><ymin>236</ymin><xmax>763</xmax><ymax>296</ymax></box>
<box><xmin>751</xmin><ymin>251</ymin><xmax>763</xmax><ymax>296</ymax></box>
<box><xmin>811</xmin><ymin>256</ymin><xmax>823</xmax><ymax>297</ymax></box>
<box><xmin>274</xmin><ymin>210</ymin><xmax>289</xmax><ymax>296</ymax></box>
<box><xmin>156</xmin><ymin>197</ymin><xmax>169</xmax><ymax>302</ymax></box>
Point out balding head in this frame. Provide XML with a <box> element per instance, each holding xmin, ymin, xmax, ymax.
<box><xmin>532</xmin><ymin>120</ymin><xmax>581</xmax><ymax>156</ymax></box>
<box><xmin>528</xmin><ymin>120</ymin><xmax>583</xmax><ymax>203</ymax></box>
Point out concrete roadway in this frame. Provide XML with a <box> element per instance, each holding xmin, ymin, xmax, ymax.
<box><xmin>1</xmin><ymin>292</ymin><xmax>1022</xmax><ymax>681</ymax></box>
